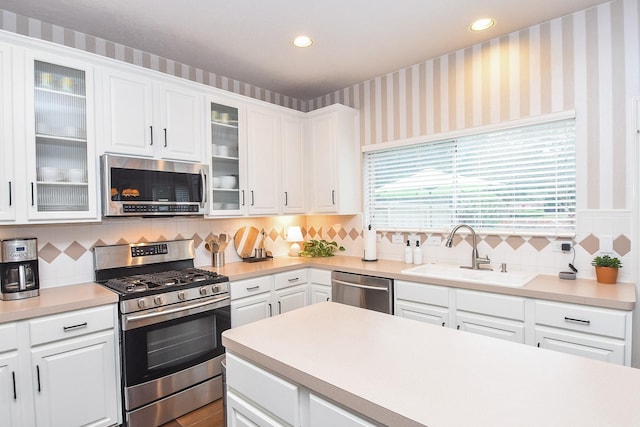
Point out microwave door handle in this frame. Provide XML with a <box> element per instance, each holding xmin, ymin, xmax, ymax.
<box><xmin>199</xmin><ymin>169</ymin><xmax>207</xmax><ymax>207</ymax></box>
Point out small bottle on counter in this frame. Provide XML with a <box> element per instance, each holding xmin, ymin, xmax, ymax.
<box><xmin>404</xmin><ymin>240</ymin><xmax>413</xmax><ymax>264</ymax></box>
<box><xmin>413</xmin><ymin>240</ymin><xmax>423</xmax><ymax>265</ymax></box>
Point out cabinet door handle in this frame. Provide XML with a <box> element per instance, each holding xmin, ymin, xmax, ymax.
<box><xmin>30</xmin><ymin>182</ymin><xmax>34</xmax><ymax>206</ymax></box>
<box><xmin>537</xmin><ymin>343</ymin><xmax>541</xmax><ymax>348</ymax></box>
<box><xmin>284</xmin><ymin>191</ymin><xmax>288</xmax><ymax>206</ymax></box>
<box><xmin>241</xmin><ymin>190</ymin><xmax>245</xmax><ymax>206</ymax></box>
<box><xmin>278</xmin><ymin>301</ymin><xmax>282</xmax><ymax>314</ymax></box>
<box><xmin>268</xmin><ymin>303</ymin><xmax>272</xmax><ymax>317</ymax></box>
<box><xmin>326</xmin><ymin>297</ymin><xmax>330</xmax><ymax>301</ymax></box>
<box><xmin>36</xmin><ymin>365</ymin><xmax>41</xmax><ymax>392</ymax></box>
<box><xmin>63</xmin><ymin>322</ymin><xmax>88</xmax><ymax>332</ymax></box>
<box><xmin>564</xmin><ymin>316</ymin><xmax>590</xmax><ymax>325</ymax></box>
<box><xmin>163</xmin><ymin>128</ymin><xmax>167</xmax><ymax>147</ymax></box>
<box><xmin>250</xmin><ymin>191</ymin><xmax>254</xmax><ymax>206</ymax></box>
<box><xmin>456</xmin><ymin>325</ymin><xmax>460</xmax><ymax>330</ymax></box>
<box><xmin>331</xmin><ymin>190</ymin><xmax>336</xmax><ymax>205</ymax></box>
<box><xmin>11</xmin><ymin>372</ymin><xmax>16</xmax><ymax>400</ymax></box>
<box><xmin>442</xmin><ymin>322</ymin><xmax>446</xmax><ymax>327</ymax></box>
<box><xmin>8</xmin><ymin>181</ymin><xmax>11</xmax><ymax>206</ymax></box>
<box><xmin>150</xmin><ymin>125</ymin><xmax>154</xmax><ymax>145</ymax></box>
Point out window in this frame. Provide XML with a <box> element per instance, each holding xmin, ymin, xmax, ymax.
<box><xmin>363</xmin><ymin>118</ymin><xmax>576</xmax><ymax>235</ymax></box>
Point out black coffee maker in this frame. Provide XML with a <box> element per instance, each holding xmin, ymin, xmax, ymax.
<box><xmin>0</xmin><ymin>238</ymin><xmax>39</xmax><ymax>300</ymax></box>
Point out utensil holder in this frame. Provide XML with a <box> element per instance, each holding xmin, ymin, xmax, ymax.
<box><xmin>212</xmin><ymin>252</ymin><xmax>225</xmax><ymax>267</ymax></box>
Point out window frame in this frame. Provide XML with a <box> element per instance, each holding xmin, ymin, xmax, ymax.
<box><xmin>362</xmin><ymin>112</ymin><xmax>577</xmax><ymax>237</ymax></box>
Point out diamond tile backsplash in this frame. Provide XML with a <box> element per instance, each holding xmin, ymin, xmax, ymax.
<box><xmin>0</xmin><ymin>210</ymin><xmax>632</xmax><ymax>288</ymax></box>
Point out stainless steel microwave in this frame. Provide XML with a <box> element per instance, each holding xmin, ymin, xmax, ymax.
<box><xmin>101</xmin><ymin>154</ymin><xmax>207</xmax><ymax>217</ymax></box>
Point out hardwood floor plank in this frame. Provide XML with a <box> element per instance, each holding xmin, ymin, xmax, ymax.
<box><xmin>160</xmin><ymin>399</ymin><xmax>224</xmax><ymax>427</ymax></box>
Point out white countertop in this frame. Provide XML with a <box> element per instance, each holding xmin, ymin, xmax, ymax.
<box><xmin>208</xmin><ymin>255</ymin><xmax>636</xmax><ymax>310</ymax></box>
<box><xmin>222</xmin><ymin>302</ymin><xmax>640</xmax><ymax>427</ymax></box>
<box><xmin>1</xmin><ymin>255</ymin><xmax>634</xmax><ymax>324</ymax></box>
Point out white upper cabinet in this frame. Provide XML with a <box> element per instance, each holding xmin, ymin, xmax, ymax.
<box><xmin>207</xmin><ymin>95</ymin><xmax>305</xmax><ymax>217</ymax></box>
<box><xmin>99</xmin><ymin>66</ymin><xmax>205</xmax><ymax>162</ymax></box>
<box><xmin>21</xmin><ymin>49</ymin><xmax>99</xmax><ymax>222</ymax></box>
<box><xmin>0</xmin><ymin>42</ymin><xmax>15</xmax><ymax>222</ymax></box>
<box><xmin>246</xmin><ymin>105</ymin><xmax>280</xmax><ymax>215</ymax></box>
<box><xmin>208</xmin><ymin>96</ymin><xmax>247</xmax><ymax>215</ymax></box>
<box><xmin>281</xmin><ymin>113</ymin><xmax>305</xmax><ymax>214</ymax></box>
<box><xmin>158</xmin><ymin>81</ymin><xmax>205</xmax><ymax>162</ymax></box>
<box><xmin>305</xmin><ymin>104</ymin><xmax>360</xmax><ymax>214</ymax></box>
<box><xmin>100</xmin><ymin>68</ymin><xmax>153</xmax><ymax>157</ymax></box>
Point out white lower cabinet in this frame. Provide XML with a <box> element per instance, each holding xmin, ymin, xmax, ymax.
<box><xmin>226</xmin><ymin>353</ymin><xmax>377</xmax><ymax>427</ymax></box>
<box><xmin>394</xmin><ymin>280</ymin><xmax>632</xmax><ymax>365</ymax></box>
<box><xmin>0</xmin><ymin>322</ymin><xmax>21</xmax><ymax>426</ymax></box>
<box><xmin>309</xmin><ymin>269</ymin><xmax>332</xmax><ymax>304</ymax></box>
<box><xmin>309</xmin><ymin>394</ymin><xmax>377</xmax><ymax>427</ymax></box>
<box><xmin>395</xmin><ymin>281</ymin><xmax>449</xmax><ymax>327</ymax></box>
<box><xmin>31</xmin><ymin>330</ymin><xmax>119</xmax><ymax>427</ymax></box>
<box><xmin>454</xmin><ymin>289</ymin><xmax>526</xmax><ymax>344</ymax></box>
<box><xmin>231</xmin><ymin>270</ymin><xmax>309</xmax><ymax>328</ymax></box>
<box><xmin>227</xmin><ymin>390</ymin><xmax>286</xmax><ymax>427</ymax></box>
<box><xmin>534</xmin><ymin>300</ymin><xmax>631</xmax><ymax>365</ymax></box>
<box><xmin>1</xmin><ymin>304</ymin><xmax>121</xmax><ymax>427</ymax></box>
<box><xmin>534</xmin><ymin>326</ymin><xmax>625</xmax><ymax>364</ymax></box>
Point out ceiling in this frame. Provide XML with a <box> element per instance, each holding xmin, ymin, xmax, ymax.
<box><xmin>0</xmin><ymin>0</ymin><xmax>611</xmax><ymax>101</ymax></box>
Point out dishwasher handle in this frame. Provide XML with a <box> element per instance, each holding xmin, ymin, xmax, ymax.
<box><xmin>332</xmin><ymin>279</ymin><xmax>389</xmax><ymax>291</ymax></box>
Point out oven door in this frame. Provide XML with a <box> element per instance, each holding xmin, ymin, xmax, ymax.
<box><xmin>121</xmin><ymin>295</ymin><xmax>230</xmax><ymax>410</ymax></box>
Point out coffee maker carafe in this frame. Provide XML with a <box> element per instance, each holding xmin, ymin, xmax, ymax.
<box><xmin>1</xmin><ymin>238</ymin><xmax>39</xmax><ymax>300</ymax></box>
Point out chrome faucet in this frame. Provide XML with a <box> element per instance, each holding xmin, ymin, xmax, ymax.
<box><xmin>445</xmin><ymin>224</ymin><xmax>491</xmax><ymax>270</ymax></box>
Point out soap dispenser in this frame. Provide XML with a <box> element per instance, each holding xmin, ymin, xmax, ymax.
<box><xmin>404</xmin><ymin>240</ymin><xmax>413</xmax><ymax>264</ymax></box>
<box><xmin>413</xmin><ymin>240</ymin><xmax>423</xmax><ymax>265</ymax></box>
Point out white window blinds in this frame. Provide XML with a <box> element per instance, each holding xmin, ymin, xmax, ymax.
<box><xmin>363</xmin><ymin>118</ymin><xmax>576</xmax><ymax>235</ymax></box>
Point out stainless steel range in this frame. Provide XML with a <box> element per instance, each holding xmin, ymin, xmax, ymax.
<box><xmin>94</xmin><ymin>239</ymin><xmax>230</xmax><ymax>427</ymax></box>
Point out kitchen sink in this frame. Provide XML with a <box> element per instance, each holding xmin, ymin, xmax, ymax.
<box><xmin>400</xmin><ymin>264</ymin><xmax>536</xmax><ymax>287</ymax></box>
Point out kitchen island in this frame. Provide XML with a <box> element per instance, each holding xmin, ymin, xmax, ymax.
<box><xmin>222</xmin><ymin>301</ymin><xmax>640</xmax><ymax>426</ymax></box>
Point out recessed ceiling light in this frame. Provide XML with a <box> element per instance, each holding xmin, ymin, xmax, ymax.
<box><xmin>292</xmin><ymin>35</ymin><xmax>313</xmax><ymax>48</ymax></box>
<box><xmin>470</xmin><ymin>18</ymin><xmax>496</xmax><ymax>32</ymax></box>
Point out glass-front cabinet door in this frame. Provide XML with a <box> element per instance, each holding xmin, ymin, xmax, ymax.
<box><xmin>208</xmin><ymin>98</ymin><xmax>245</xmax><ymax>215</ymax></box>
<box><xmin>25</xmin><ymin>53</ymin><xmax>97</xmax><ymax>220</ymax></box>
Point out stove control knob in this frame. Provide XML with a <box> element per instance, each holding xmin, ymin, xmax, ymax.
<box><xmin>178</xmin><ymin>291</ymin><xmax>187</xmax><ymax>301</ymax></box>
<box><xmin>137</xmin><ymin>299</ymin><xmax>148</xmax><ymax>309</ymax></box>
<box><xmin>154</xmin><ymin>295</ymin><xmax>165</xmax><ymax>305</ymax></box>
<box><xmin>199</xmin><ymin>287</ymin><xmax>208</xmax><ymax>296</ymax></box>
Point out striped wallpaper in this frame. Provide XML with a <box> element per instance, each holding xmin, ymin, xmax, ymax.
<box><xmin>1</xmin><ymin>1</ymin><xmax>638</xmax><ymax>212</ymax></box>
<box><xmin>309</xmin><ymin>0</ymin><xmax>640</xmax><ymax>212</ymax></box>
<box><xmin>0</xmin><ymin>9</ymin><xmax>305</xmax><ymax>111</ymax></box>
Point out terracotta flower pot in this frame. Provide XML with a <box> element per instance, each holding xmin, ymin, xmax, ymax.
<box><xmin>595</xmin><ymin>266</ymin><xmax>619</xmax><ymax>284</ymax></box>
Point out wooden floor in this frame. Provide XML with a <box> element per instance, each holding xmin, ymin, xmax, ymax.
<box><xmin>159</xmin><ymin>399</ymin><xmax>224</xmax><ymax>427</ymax></box>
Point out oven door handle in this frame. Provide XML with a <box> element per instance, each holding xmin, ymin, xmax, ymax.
<box><xmin>123</xmin><ymin>295</ymin><xmax>229</xmax><ymax>330</ymax></box>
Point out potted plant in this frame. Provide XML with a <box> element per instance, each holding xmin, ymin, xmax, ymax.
<box><xmin>591</xmin><ymin>255</ymin><xmax>622</xmax><ymax>284</ymax></box>
<box><xmin>299</xmin><ymin>239</ymin><xmax>345</xmax><ymax>257</ymax></box>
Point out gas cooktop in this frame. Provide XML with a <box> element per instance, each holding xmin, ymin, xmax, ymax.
<box><xmin>103</xmin><ymin>268</ymin><xmax>225</xmax><ymax>295</ymax></box>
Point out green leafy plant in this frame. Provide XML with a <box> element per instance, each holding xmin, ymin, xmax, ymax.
<box><xmin>591</xmin><ymin>255</ymin><xmax>622</xmax><ymax>269</ymax></box>
<box><xmin>299</xmin><ymin>239</ymin><xmax>345</xmax><ymax>257</ymax></box>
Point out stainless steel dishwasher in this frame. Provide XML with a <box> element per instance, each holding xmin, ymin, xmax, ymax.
<box><xmin>331</xmin><ymin>271</ymin><xmax>393</xmax><ymax>314</ymax></box>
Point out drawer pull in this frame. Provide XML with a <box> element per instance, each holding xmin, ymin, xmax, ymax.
<box><xmin>63</xmin><ymin>322</ymin><xmax>88</xmax><ymax>332</ymax></box>
<box><xmin>246</xmin><ymin>286</ymin><xmax>260</xmax><ymax>291</ymax></box>
<box><xmin>564</xmin><ymin>316</ymin><xmax>590</xmax><ymax>325</ymax></box>
<box><xmin>287</xmin><ymin>277</ymin><xmax>299</xmax><ymax>282</ymax></box>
